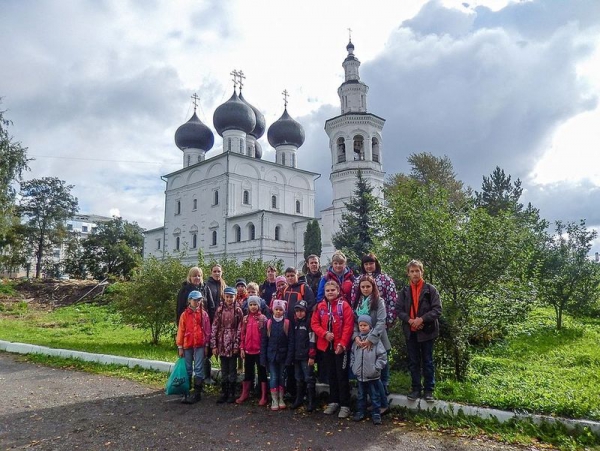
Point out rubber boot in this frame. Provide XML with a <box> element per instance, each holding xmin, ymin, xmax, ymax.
<box><xmin>216</xmin><ymin>381</ymin><xmax>228</xmax><ymax>404</ymax></box>
<box><xmin>270</xmin><ymin>389</ymin><xmax>279</xmax><ymax>411</ymax></box>
<box><xmin>227</xmin><ymin>381</ymin><xmax>236</xmax><ymax>403</ymax></box>
<box><xmin>258</xmin><ymin>382</ymin><xmax>269</xmax><ymax>406</ymax></box>
<box><xmin>236</xmin><ymin>381</ymin><xmax>251</xmax><ymax>404</ymax></box>
<box><xmin>306</xmin><ymin>384</ymin><xmax>316</xmax><ymax>412</ymax></box>
<box><xmin>278</xmin><ymin>386</ymin><xmax>286</xmax><ymax>410</ymax></box>
<box><xmin>291</xmin><ymin>381</ymin><xmax>306</xmax><ymax>409</ymax></box>
<box><xmin>192</xmin><ymin>381</ymin><xmax>203</xmax><ymax>403</ymax></box>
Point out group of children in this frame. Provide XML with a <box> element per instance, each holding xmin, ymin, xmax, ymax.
<box><xmin>175</xmin><ymin>256</ymin><xmax>442</xmax><ymax>427</ymax></box>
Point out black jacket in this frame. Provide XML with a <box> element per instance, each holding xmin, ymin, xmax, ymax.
<box><xmin>291</xmin><ymin>316</ymin><xmax>315</xmax><ymax>361</ymax></box>
<box><xmin>396</xmin><ymin>282</ymin><xmax>442</xmax><ymax>342</ymax></box>
<box><xmin>259</xmin><ymin>280</ymin><xmax>277</xmax><ymax>305</ymax></box>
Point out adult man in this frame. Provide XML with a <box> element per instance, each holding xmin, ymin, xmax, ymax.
<box><xmin>259</xmin><ymin>265</ymin><xmax>278</xmax><ymax>305</ymax></box>
<box><xmin>303</xmin><ymin>254</ymin><xmax>322</xmax><ymax>298</ymax></box>
<box><xmin>396</xmin><ymin>260</ymin><xmax>442</xmax><ymax>402</ymax></box>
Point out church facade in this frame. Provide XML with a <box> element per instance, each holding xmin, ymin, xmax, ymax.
<box><xmin>143</xmin><ymin>41</ymin><xmax>385</xmax><ymax>268</ymax></box>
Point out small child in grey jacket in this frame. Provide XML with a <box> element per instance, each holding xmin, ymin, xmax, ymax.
<box><xmin>350</xmin><ymin>315</ymin><xmax>387</xmax><ymax>424</ymax></box>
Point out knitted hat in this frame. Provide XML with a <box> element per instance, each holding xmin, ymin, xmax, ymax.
<box><xmin>272</xmin><ymin>299</ymin><xmax>287</xmax><ymax>311</ymax></box>
<box><xmin>294</xmin><ymin>300</ymin><xmax>307</xmax><ymax>311</ymax></box>
<box><xmin>357</xmin><ymin>314</ymin><xmax>372</xmax><ymax>327</ymax></box>
<box><xmin>223</xmin><ymin>286</ymin><xmax>236</xmax><ymax>296</ymax></box>
<box><xmin>188</xmin><ymin>290</ymin><xmax>203</xmax><ymax>300</ymax></box>
<box><xmin>235</xmin><ymin>278</ymin><xmax>247</xmax><ymax>287</ymax></box>
<box><xmin>275</xmin><ymin>276</ymin><xmax>286</xmax><ymax>284</ymax></box>
<box><xmin>247</xmin><ymin>295</ymin><xmax>261</xmax><ymax>306</ymax></box>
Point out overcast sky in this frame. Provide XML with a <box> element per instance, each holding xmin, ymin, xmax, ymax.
<box><xmin>1</xmin><ymin>0</ymin><xmax>599</xmax><ymax>251</ymax></box>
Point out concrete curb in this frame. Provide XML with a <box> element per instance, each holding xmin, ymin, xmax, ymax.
<box><xmin>1</xmin><ymin>339</ymin><xmax>598</xmax><ymax>435</ymax></box>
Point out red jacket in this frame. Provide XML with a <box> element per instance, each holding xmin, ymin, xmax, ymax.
<box><xmin>240</xmin><ymin>312</ymin><xmax>267</xmax><ymax>355</ymax></box>
<box><xmin>311</xmin><ymin>296</ymin><xmax>354</xmax><ymax>352</ymax></box>
<box><xmin>176</xmin><ymin>307</ymin><xmax>211</xmax><ymax>349</ymax></box>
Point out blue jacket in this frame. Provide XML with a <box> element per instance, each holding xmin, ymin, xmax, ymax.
<box><xmin>260</xmin><ymin>318</ymin><xmax>293</xmax><ymax>367</ymax></box>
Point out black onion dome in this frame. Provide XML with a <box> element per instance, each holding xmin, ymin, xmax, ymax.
<box><xmin>267</xmin><ymin>108</ymin><xmax>305</xmax><ymax>148</ymax></box>
<box><xmin>239</xmin><ymin>92</ymin><xmax>266</xmax><ymax>139</ymax></box>
<box><xmin>213</xmin><ymin>90</ymin><xmax>256</xmax><ymax>136</ymax></box>
<box><xmin>174</xmin><ymin>112</ymin><xmax>214</xmax><ymax>151</ymax></box>
<box><xmin>346</xmin><ymin>40</ymin><xmax>355</xmax><ymax>52</ymax></box>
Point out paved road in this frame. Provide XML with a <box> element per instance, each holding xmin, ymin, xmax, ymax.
<box><xmin>0</xmin><ymin>353</ymin><xmax>529</xmax><ymax>451</ymax></box>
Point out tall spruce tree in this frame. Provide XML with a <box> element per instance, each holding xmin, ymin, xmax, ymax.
<box><xmin>304</xmin><ymin>219</ymin><xmax>322</xmax><ymax>259</ymax></box>
<box><xmin>332</xmin><ymin>170</ymin><xmax>381</xmax><ymax>266</ymax></box>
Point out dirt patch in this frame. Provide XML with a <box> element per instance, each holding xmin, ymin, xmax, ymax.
<box><xmin>1</xmin><ymin>279</ymin><xmax>108</xmax><ymax>309</ymax></box>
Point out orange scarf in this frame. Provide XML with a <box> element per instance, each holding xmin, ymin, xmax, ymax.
<box><xmin>410</xmin><ymin>279</ymin><xmax>424</xmax><ymax>332</ymax></box>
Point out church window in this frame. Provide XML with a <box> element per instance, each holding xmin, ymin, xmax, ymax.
<box><xmin>337</xmin><ymin>137</ymin><xmax>346</xmax><ymax>163</ymax></box>
<box><xmin>372</xmin><ymin>138</ymin><xmax>380</xmax><ymax>163</ymax></box>
<box><xmin>248</xmin><ymin>223</ymin><xmax>256</xmax><ymax>240</ymax></box>
<box><xmin>191</xmin><ymin>233</ymin><xmax>197</xmax><ymax>249</ymax></box>
<box><xmin>234</xmin><ymin>225</ymin><xmax>241</xmax><ymax>242</ymax></box>
<box><xmin>281</xmin><ymin>153</ymin><xmax>286</xmax><ymax>166</ymax></box>
<box><xmin>192</xmin><ymin>198</ymin><xmax>197</xmax><ymax>210</ymax></box>
<box><xmin>187</xmin><ymin>155</ymin><xmax>191</xmax><ymax>167</ymax></box>
<box><xmin>271</xmin><ymin>195</ymin><xmax>277</xmax><ymax>209</ymax></box>
<box><xmin>275</xmin><ymin>226</ymin><xmax>281</xmax><ymax>241</ymax></box>
<box><xmin>239</xmin><ymin>139</ymin><xmax>244</xmax><ymax>154</ymax></box>
<box><xmin>176</xmin><ymin>200</ymin><xmax>181</xmax><ymax>215</ymax></box>
<box><xmin>227</xmin><ymin>138</ymin><xmax>232</xmax><ymax>152</ymax></box>
<box><xmin>211</xmin><ymin>231</ymin><xmax>217</xmax><ymax>246</ymax></box>
<box><xmin>213</xmin><ymin>190</ymin><xmax>219</xmax><ymax>206</ymax></box>
<box><xmin>156</xmin><ymin>239</ymin><xmax>161</xmax><ymax>250</ymax></box>
<box><xmin>296</xmin><ymin>200</ymin><xmax>301</xmax><ymax>214</ymax></box>
<box><xmin>243</xmin><ymin>190</ymin><xmax>250</xmax><ymax>205</ymax></box>
<box><xmin>197</xmin><ymin>155</ymin><xmax>202</xmax><ymax>163</ymax></box>
<box><xmin>175</xmin><ymin>236</ymin><xmax>180</xmax><ymax>251</ymax></box>
<box><xmin>353</xmin><ymin>135</ymin><xmax>364</xmax><ymax>161</ymax></box>
<box><xmin>291</xmin><ymin>153</ymin><xmax>296</xmax><ymax>168</ymax></box>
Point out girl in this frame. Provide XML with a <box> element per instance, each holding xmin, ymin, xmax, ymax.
<box><xmin>206</xmin><ymin>264</ymin><xmax>227</xmax><ymax>307</ymax></box>
<box><xmin>311</xmin><ymin>280</ymin><xmax>354</xmax><ymax>418</ymax></box>
<box><xmin>211</xmin><ymin>286</ymin><xmax>243</xmax><ymax>404</ymax></box>
<box><xmin>236</xmin><ymin>296</ymin><xmax>268</xmax><ymax>405</ymax></box>
<box><xmin>260</xmin><ymin>299</ymin><xmax>293</xmax><ymax>411</ymax></box>
<box><xmin>352</xmin><ymin>275</ymin><xmax>390</xmax><ymax>415</ymax></box>
<box><xmin>176</xmin><ymin>290</ymin><xmax>211</xmax><ymax>404</ymax></box>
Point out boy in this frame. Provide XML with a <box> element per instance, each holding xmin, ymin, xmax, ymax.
<box><xmin>350</xmin><ymin>315</ymin><xmax>387</xmax><ymax>424</ymax></box>
<box><xmin>290</xmin><ymin>300</ymin><xmax>317</xmax><ymax>411</ymax></box>
<box><xmin>396</xmin><ymin>259</ymin><xmax>442</xmax><ymax>402</ymax></box>
<box><xmin>176</xmin><ymin>290</ymin><xmax>211</xmax><ymax>404</ymax></box>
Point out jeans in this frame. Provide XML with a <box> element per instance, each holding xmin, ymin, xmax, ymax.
<box><xmin>268</xmin><ymin>361</ymin><xmax>286</xmax><ymax>390</ymax></box>
<box><xmin>356</xmin><ymin>380</ymin><xmax>381</xmax><ymax>415</ymax></box>
<box><xmin>294</xmin><ymin>360</ymin><xmax>315</xmax><ymax>388</ymax></box>
<box><xmin>406</xmin><ymin>333</ymin><xmax>435</xmax><ymax>392</ymax></box>
<box><xmin>183</xmin><ymin>347</ymin><xmax>205</xmax><ymax>383</ymax></box>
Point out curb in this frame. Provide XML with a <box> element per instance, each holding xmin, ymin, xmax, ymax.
<box><xmin>1</xmin><ymin>339</ymin><xmax>598</xmax><ymax>435</ymax></box>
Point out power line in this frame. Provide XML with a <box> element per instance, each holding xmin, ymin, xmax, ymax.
<box><xmin>29</xmin><ymin>154</ymin><xmax>180</xmax><ymax>165</ymax></box>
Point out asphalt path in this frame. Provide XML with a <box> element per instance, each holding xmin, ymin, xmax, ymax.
<box><xmin>0</xmin><ymin>353</ymin><xmax>530</xmax><ymax>451</ymax></box>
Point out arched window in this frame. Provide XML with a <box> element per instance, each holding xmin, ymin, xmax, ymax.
<box><xmin>271</xmin><ymin>195</ymin><xmax>277</xmax><ymax>209</ymax></box>
<box><xmin>187</xmin><ymin>155</ymin><xmax>191</xmax><ymax>167</ymax></box>
<box><xmin>243</xmin><ymin>190</ymin><xmax>250</xmax><ymax>205</ymax></box>
<box><xmin>227</xmin><ymin>138</ymin><xmax>232</xmax><ymax>152</ymax></box>
<box><xmin>353</xmin><ymin>135</ymin><xmax>364</xmax><ymax>160</ymax></box>
<box><xmin>291</xmin><ymin>153</ymin><xmax>296</xmax><ymax>168</ymax></box>
<box><xmin>337</xmin><ymin>137</ymin><xmax>346</xmax><ymax>163</ymax></box>
<box><xmin>248</xmin><ymin>223</ymin><xmax>256</xmax><ymax>240</ymax></box>
<box><xmin>372</xmin><ymin>137</ymin><xmax>380</xmax><ymax>163</ymax></box>
<box><xmin>295</xmin><ymin>200</ymin><xmax>301</xmax><ymax>214</ymax></box>
<box><xmin>234</xmin><ymin>225</ymin><xmax>241</xmax><ymax>242</ymax></box>
<box><xmin>175</xmin><ymin>236</ymin><xmax>180</xmax><ymax>251</ymax></box>
<box><xmin>176</xmin><ymin>200</ymin><xmax>181</xmax><ymax>215</ymax></box>
<box><xmin>213</xmin><ymin>190</ymin><xmax>219</xmax><ymax>205</ymax></box>
<box><xmin>275</xmin><ymin>226</ymin><xmax>281</xmax><ymax>241</ymax></box>
<box><xmin>192</xmin><ymin>234</ymin><xmax>197</xmax><ymax>249</ymax></box>
<box><xmin>239</xmin><ymin>139</ymin><xmax>244</xmax><ymax>154</ymax></box>
<box><xmin>281</xmin><ymin>153</ymin><xmax>286</xmax><ymax>166</ymax></box>
<box><xmin>211</xmin><ymin>230</ymin><xmax>217</xmax><ymax>246</ymax></box>
<box><xmin>192</xmin><ymin>198</ymin><xmax>197</xmax><ymax>210</ymax></box>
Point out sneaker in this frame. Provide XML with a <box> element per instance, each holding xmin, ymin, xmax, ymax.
<box><xmin>407</xmin><ymin>390</ymin><xmax>421</xmax><ymax>401</ymax></box>
<box><xmin>424</xmin><ymin>391</ymin><xmax>435</xmax><ymax>402</ymax></box>
<box><xmin>352</xmin><ymin>412</ymin><xmax>366</xmax><ymax>422</ymax></box>
<box><xmin>323</xmin><ymin>403</ymin><xmax>340</xmax><ymax>415</ymax></box>
<box><xmin>372</xmin><ymin>414</ymin><xmax>382</xmax><ymax>425</ymax></box>
<box><xmin>338</xmin><ymin>406</ymin><xmax>351</xmax><ymax>419</ymax></box>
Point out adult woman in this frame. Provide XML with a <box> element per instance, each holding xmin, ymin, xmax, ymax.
<box><xmin>206</xmin><ymin>264</ymin><xmax>226</xmax><ymax>308</ymax></box>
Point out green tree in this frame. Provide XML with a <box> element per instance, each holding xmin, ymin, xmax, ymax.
<box><xmin>380</xmin><ymin>177</ymin><xmax>533</xmax><ymax>380</ymax></box>
<box><xmin>537</xmin><ymin>220</ymin><xmax>600</xmax><ymax>330</ymax></box>
<box><xmin>82</xmin><ymin>217</ymin><xmax>144</xmax><ymax>280</ymax></box>
<box><xmin>115</xmin><ymin>256</ymin><xmax>188</xmax><ymax>344</ymax></box>
<box><xmin>332</xmin><ymin>170</ymin><xmax>382</xmax><ymax>266</ymax></box>
<box><xmin>0</xmin><ymin>106</ymin><xmax>30</xmax><ymax>238</ymax></box>
<box><xmin>475</xmin><ymin>166</ymin><xmax>524</xmax><ymax>216</ymax></box>
<box><xmin>18</xmin><ymin>177</ymin><xmax>78</xmax><ymax>278</ymax></box>
<box><xmin>303</xmin><ymin>219</ymin><xmax>322</xmax><ymax>260</ymax></box>
<box><xmin>62</xmin><ymin>232</ymin><xmax>87</xmax><ymax>279</ymax></box>
<box><xmin>0</xmin><ymin>216</ymin><xmax>30</xmax><ymax>277</ymax></box>
<box><xmin>199</xmin><ymin>252</ymin><xmax>283</xmax><ymax>286</ymax></box>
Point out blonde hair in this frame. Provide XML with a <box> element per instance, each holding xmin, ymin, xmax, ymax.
<box><xmin>247</xmin><ymin>282</ymin><xmax>259</xmax><ymax>292</ymax></box>
<box><xmin>187</xmin><ymin>266</ymin><xmax>203</xmax><ymax>284</ymax></box>
<box><xmin>331</xmin><ymin>251</ymin><xmax>347</xmax><ymax>263</ymax></box>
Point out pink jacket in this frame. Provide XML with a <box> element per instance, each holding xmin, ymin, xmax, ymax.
<box><xmin>240</xmin><ymin>312</ymin><xmax>267</xmax><ymax>355</ymax></box>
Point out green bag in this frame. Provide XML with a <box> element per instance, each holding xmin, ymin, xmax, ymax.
<box><xmin>165</xmin><ymin>358</ymin><xmax>190</xmax><ymax>395</ymax></box>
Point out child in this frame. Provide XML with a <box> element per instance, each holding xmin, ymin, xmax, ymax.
<box><xmin>260</xmin><ymin>299</ymin><xmax>293</xmax><ymax>411</ymax></box>
<box><xmin>311</xmin><ymin>280</ymin><xmax>355</xmax><ymax>418</ymax></box>
<box><xmin>176</xmin><ymin>290</ymin><xmax>211</xmax><ymax>404</ymax></box>
<box><xmin>236</xmin><ymin>296</ymin><xmax>268</xmax><ymax>406</ymax></box>
<box><xmin>235</xmin><ymin>278</ymin><xmax>248</xmax><ymax>309</ymax></box>
<box><xmin>244</xmin><ymin>282</ymin><xmax>270</xmax><ymax>317</ymax></box>
<box><xmin>290</xmin><ymin>300</ymin><xmax>317</xmax><ymax>411</ymax></box>
<box><xmin>350</xmin><ymin>315</ymin><xmax>387</xmax><ymax>425</ymax></box>
<box><xmin>270</xmin><ymin>276</ymin><xmax>288</xmax><ymax>309</ymax></box>
<box><xmin>211</xmin><ymin>286</ymin><xmax>243</xmax><ymax>404</ymax></box>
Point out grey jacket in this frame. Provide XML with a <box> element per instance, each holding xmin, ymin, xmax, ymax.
<box><xmin>352</xmin><ymin>299</ymin><xmax>391</xmax><ymax>351</ymax></box>
<box><xmin>350</xmin><ymin>336</ymin><xmax>387</xmax><ymax>382</ymax></box>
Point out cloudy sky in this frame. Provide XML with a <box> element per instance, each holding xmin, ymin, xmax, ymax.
<box><xmin>2</xmin><ymin>0</ymin><xmax>600</xmax><ymax>251</ymax></box>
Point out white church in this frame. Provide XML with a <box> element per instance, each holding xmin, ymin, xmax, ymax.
<box><xmin>143</xmin><ymin>40</ymin><xmax>386</xmax><ymax>268</ymax></box>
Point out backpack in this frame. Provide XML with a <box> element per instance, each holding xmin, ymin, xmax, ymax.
<box><xmin>282</xmin><ymin>283</ymin><xmax>305</xmax><ymax>301</ymax></box>
<box><xmin>266</xmin><ymin>318</ymin><xmax>290</xmax><ymax>337</ymax></box>
<box><xmin>318</xmin><ymin>300</ymin><xmax>345</xmax><ymax>329</ymax></box>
